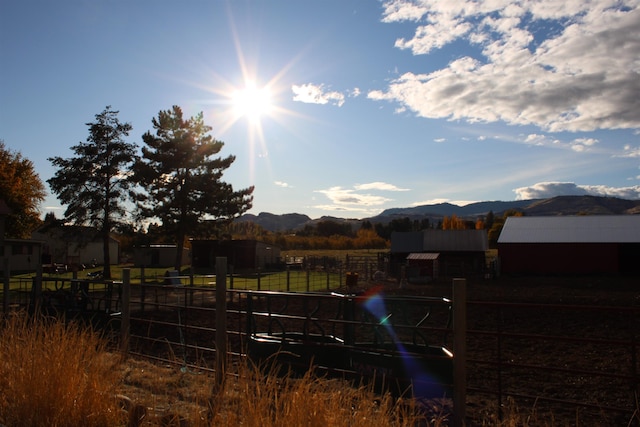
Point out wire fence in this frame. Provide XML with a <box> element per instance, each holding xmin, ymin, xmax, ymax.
<box><xmin>3</xmin><ymin>266</ymin><xmax>639</xmax><ymax>425</ymax></box>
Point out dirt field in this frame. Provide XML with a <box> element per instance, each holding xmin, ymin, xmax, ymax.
<box><xmin>123</xmin><ymin>274</ymin><xmax>640</xmax><ymax>426</ymax></box>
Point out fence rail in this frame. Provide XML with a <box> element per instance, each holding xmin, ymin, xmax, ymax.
<box><xmin>3</xmin><ymin>265</ymin><xmax>640</xmax><ymax>425</ymax></box>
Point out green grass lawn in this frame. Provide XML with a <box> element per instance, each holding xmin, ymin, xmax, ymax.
<box><xmin>4</xmin><ymin>266</ymin><xmax>345</xmax><ymax>293</ymax></box>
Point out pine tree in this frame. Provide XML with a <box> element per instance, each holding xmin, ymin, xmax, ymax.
<box><xmin>48</xmin><ymin>107</ymin><xmax>136</xmax><ymax>279</ymax></box>
<box><xmin>132</xmin><ymin>106</ymin><xmax>254</xmax><ymax>270</ymax></box>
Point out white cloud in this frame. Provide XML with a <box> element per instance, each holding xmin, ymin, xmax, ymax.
<box><xmin>616</xmin><ymin>145</ymin><xmax>640</xmax><ymax>158</ymax></box>
<box><xmin>315</xmin><ymin>184</ymin><xmax>399</xmax><ymax>212</ymax></box>
<box><xmin>354</xmin><ymin>181</ymin><xmax>409</xmax><ymax>191</ymax></box>
<box><xmin>274</xmin><ymin>181</ymin><xmax>291</xmax><ymax>188</ymax></box>
<box><xmin>291</xmin><ymin>83</ymin><xmax>346</xmax><ymax>107</ymax></box>
<box><xmin>313</xmin><ymin>182</ymin><xmax>412</xmax><ymax>214</ymax></box>
<box><xmin>373</xmin><ymin>1</ymin><xmax>640</xmax><ymax>132</ymax></box>
<box><xmin>513</xmin><ymin>181</ymin><xmax>640</xmax><ymax>200</ymax></box>
<box><xmin>434</xmin><ymin>137</ymin><xmax>446</xmax><ymax>143</ymax></box>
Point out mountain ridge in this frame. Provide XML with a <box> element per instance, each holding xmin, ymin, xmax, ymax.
<box><xmin>236</xmin><ymin>196</ymin><xmax>640</xmax><ymax>232</ymax></box>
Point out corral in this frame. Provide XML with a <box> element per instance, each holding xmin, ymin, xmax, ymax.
<box><xmin>3</xmin><ymin>267</ymin><xmax>640</xmax><ymax>425</ymax></box>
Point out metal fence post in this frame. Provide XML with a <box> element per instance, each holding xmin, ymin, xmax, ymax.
<box><xmin>121</xmin><ymin>268</ymin><xmax>131</xmax><ymax>358</ymax></box>
<box><xmin>452</xmin><ymin>278</ymin><xmax>467</xmax><ymax>427</ymax></box>
<box><xmin>215</xmin><ymin>257</ymin><xmax>227</xmax><ymax>390</ymax></box>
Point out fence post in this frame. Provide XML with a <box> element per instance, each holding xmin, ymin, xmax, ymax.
<box><xmin>306</xmin><ymin>269</ymin><xmax>310</xmax><ymax>292</ymax></box>
<box><xmin>121</xmin><ymin>268</ymin><xmax>131</xmax><ymax>359</ymax></box>
<box><xmin>452</xmin><ymin>278</ymin><xmax>467</xmax><ymax>427</ymax></box>
<box><xmin>215</xmin><ymin>257</ymin><xmax>227</xmax><ymax>391</ymax></box>
<box><xmin>32</xmin><ymin>266</ymin><xmax>43</xmax><ymax>314</ymax></box>
<box><xmin>139</xmin><ymin>267</ymin><xmax>145</xmax><ymax>313</ymax></box>
<box><xmin>3</xmin><ymin>258</ymin><xmax>9</xmax><ymax>315</ymax></box>
<box><xmin>286</xmin><ymin>266</ymin><xmax>290</xmax><ymax>292</ymax></box>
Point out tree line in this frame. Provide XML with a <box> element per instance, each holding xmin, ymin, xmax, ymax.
<box><xmin>1</xmin><ymin>106</ymin><xmax>520</xmax><ymax>271</ymax></box>
<box><xmin>2</xmin><ymin>106</ymin><xmax>253</xmax><ymax>278</ymax></box>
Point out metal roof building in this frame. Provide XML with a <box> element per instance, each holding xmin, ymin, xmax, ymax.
<box><xmin>497</xmin><ymin>215</ymin><xmax>640</xmax><ymax>275</ymax></box>
<box><xmin>391</xmin><ymin>230</ymin><xmax>488</xmax><ymax>280</ymax></box>
<box><xmin>392</xmin><ymin>230</ymin><xmax>488</xmax><ymax>253</ymax></box>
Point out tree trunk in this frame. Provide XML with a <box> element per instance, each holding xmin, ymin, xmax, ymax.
<box><xmin>103</xmin><ymin>227</ymin><xmax>112</xmax><ymax>279</ymax></box>
<box><xmin>174</xmin><ymin>231</ymin><xmax>185</xmax><ymax>271</ymax></box>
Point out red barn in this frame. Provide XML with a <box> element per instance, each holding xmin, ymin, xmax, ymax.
<box><xmin>497</xmin><ymin>215</ymin><xmax>640</xmax><ymax>275</ymax></box>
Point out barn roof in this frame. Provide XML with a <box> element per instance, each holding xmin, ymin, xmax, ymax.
<box><xmin>498</xmin><ymin>215</ymin><xmax>640</xmax><ymax>243</ymax></box>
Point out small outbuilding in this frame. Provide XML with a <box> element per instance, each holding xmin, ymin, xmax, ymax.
<box><xmin>391</xmin><ymin>229</ymin><xmax>488</xmax><ymax>280</ymax></box>
<box><xmin>133</xmin><ymin>245</ymin><xmax>191</xmax><ymax>268</ymax></box>
<box><xmin>497</xmin><ymin>215</ymin><xmax>640</xmax><ymax>275</ymax></box>
<box><xmin>191</xmin><ymin>239</ymin><xmax>281</xmax><ymax>271</ymax></box>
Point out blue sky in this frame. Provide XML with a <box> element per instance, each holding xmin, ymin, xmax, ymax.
<box><xmin>2</xmin><ymin>0</ymin><xmax>639</xmax><ymax>220</ymax></box>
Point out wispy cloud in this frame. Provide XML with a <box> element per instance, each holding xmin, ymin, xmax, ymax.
<box><xmin>371</xmin><ymin>1</ymin><xmax>640</xmax><ymax>132</ymax></box>
<box><xmin>314</xmin><ymin>181</ymin><xmax>410</xmax><ymax>213</ymax></box>
<box><xmin>292</xmin><ymin>83</ymin><xmax>346</xmax><ymax>107</ymax></box>
<box><xmin>274</xmin><ymin>181</ymin><xmax>291</xmax><ymax>188</ymax></box>
<box><xmin>354</xmin><ymin>182</ymin><xmax>409</xmax><ymax>191</ymax></box>
<box><xmin>615</xmin><ymin>145</ymin><xmax>640</xmax><ymax>158</ymax></box>
<box><xmin>523</xmin><ymin>134</ymin><xmax>598</xmax><ymax>152</ymax></box>
<box><xmin>514</xmin><ymin>182</ymin><xmax>640</xmax><ymax>200</ymax></box>
<box><xmin>316</xmin><ymin>186</ymin><xmax>393</xmax><ymax>206</ymax></box>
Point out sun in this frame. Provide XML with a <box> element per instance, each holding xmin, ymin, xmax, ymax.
<box><xmin>231</xmin><ymin>82</ymin><xmax>273</xmax><ymax>124</ymax></box>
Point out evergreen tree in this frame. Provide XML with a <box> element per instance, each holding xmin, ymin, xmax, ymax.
<box><xmin>132</xmin><ymin>106</ymin><xmax>254</xmax><ymax>269</ymax></box>
<box><xmin>48</xmin><ymin>107</ymin><xmax>136</xmax><ymax>279</ymax></box>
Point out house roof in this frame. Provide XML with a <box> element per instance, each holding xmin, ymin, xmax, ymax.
<box><xmin>497</xmin><ymin>215</ymin><xmax>640</xmax><ymax>244</ymax></box>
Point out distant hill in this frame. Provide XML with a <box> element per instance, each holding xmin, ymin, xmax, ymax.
<box><xmin>234</xmin><ymin>212</ymin><xmax>311</xmax><ymax>232</ymax></box>
<box><xmin>375</xmin><ymin>199</ymin><xmax>537</xmax><ymax>219</ymax></box>
<box><xmin>237</xmin><ymin>196</ymin><xmax>640</xmax><ymax>232</ymax></box>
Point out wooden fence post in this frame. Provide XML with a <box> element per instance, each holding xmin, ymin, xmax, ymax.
<box><xmin>215</xmin><ymin>257</ymin><xmax>227</xmax><ymax>391</ymax></box>
<box><xmin>286</xmin><ymin>266</ymin><xmax>290</xmax><ymax>292</ymax></box>
<box><xmin>121</xmin><ymin>268</ymin><xmax>131</xmax><ymax>358</ymax></box>
<box><xmin>452</xmin><ymin>278</ymin><xmax>467</xmax><ymax>427</ymax></box>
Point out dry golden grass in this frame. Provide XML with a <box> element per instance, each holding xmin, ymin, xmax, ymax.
<box><xmin>5</xmin><ymin>310</ymin><xmax>632</xmax><ymax>426</ymax></box>
<box><xmin>0</xmin><ymin>312</ymin><xmax>439</xmax><ymax>426</ymax></box>
<box><xmin>0</xmin><ymin>313</ymin><xmax>125</xmax><ymax>427</ymax></box>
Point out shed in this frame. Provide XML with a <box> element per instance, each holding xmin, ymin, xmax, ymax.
<box><xmin>191</xmin><ymin>239</ymin><xmax>281</xmax><ymax>271</ymax></box>
<box><xmin>405</xmin><ymin>253</ymin><xmax>440</xmax><ymax>282</ymax></box>
<box><xmin>133</xmin><ymin>245</ymin><xmax>191</xmax><ymax>268</ymax></box>
<box><xmin>497</xmin><ymin>215</ymin><xmax>640</xmax><ymax>275</ymax></box>
<box><xmin>391</xmin><ymin>230</ymin><xmax>488</xmax><ymax>279</ymax></box>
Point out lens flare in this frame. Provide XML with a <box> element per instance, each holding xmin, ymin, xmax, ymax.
<box><xmin>359</xmin><ymin>286</ymin><xmax>446</xmax><ymax>398</ymax></box>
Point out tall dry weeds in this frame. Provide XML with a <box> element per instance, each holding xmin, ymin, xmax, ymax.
<box><xmin>0</xmin><ymin>312</ymin><xmax>124</xmax><ymax>427</ymax></box>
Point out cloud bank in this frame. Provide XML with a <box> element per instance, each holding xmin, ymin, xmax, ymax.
<box><xmin>514</xmin><ymin>182</ymin><xmax>640</xmax><ymax>200</ymax></box>
<box><xmin>370</xmin><ymin>0</ymin><xmax>640</xmax><ymax>132</ymax></box>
